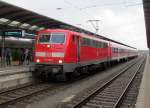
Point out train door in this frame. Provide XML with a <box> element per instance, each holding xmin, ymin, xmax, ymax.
<box><xmin>117</xmin><ymin>48</ymin><xmax>119</xmax><ymax>61</ymax></box>
<box><xmin>96</xmin><ymin>41</ymin><xmax>99</xmax><ymax>59</ymax></box>
<box><xmin>73</xmin><ymin>35</ymin><xmax>80</xmax><ymax>62</ymax></box>
<box><xmin>108</xmin><ymin>42</ymin><xmax>112</xmax><ymax>59</ymax></box>
<box><xmin>76</xmin><ymin>36</ymin><xmax>80</xmax><ymax>62</ymax></box>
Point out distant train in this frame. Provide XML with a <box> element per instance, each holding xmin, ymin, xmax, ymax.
<box><xmin>33</xmin><ymin>29</ymin><xmax>138</xmax><ymax>81</ymax></box>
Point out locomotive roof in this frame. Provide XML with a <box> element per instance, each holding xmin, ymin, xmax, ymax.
<box><xmin>38</xmin><ymin>29</ymin><xmax>137</xmax><ymax>49</ymax></box>
<box><xmin>72</xmin><ymin>30</ymin><xmax>137</xmax><ymax>50</ymax></box>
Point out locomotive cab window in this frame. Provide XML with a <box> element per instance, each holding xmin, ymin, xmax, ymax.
<box><xmin>39</xmin><ymin>33</ymin><xmax>65</xmax><ymax>44</ymax></box>
<box><xmin>39</xmin><ymin>34</ymin><xmax>51</xmax><ymax>43</ymax></box>
<box><xmin>50</xmin><ymin>33</ymin><xmax>65</xmax><ymax>44</ymax></box>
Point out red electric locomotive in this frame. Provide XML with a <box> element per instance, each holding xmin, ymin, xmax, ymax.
<box><xmin>33</xmin><ymin>29</ymin><xmax>137</xmax><ymax>81</ymax></box>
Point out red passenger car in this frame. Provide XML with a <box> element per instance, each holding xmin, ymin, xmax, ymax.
<box><xmin>33</xmin><ymin>29</ymin><xmax>137</xmax><ymax>81</ymax></box>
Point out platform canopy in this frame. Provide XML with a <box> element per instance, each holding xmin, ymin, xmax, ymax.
<box><xmin>0</xmin><ymin>1</ymin><xmax>78</xmax><ymax>31</ymax></box>
<box><xmin>143</xmin><ymin>0</ymin><xmax>150</xmax><ymax>48</ymax></box>
<box><xmin>0</xmin><ymin>1</ymin><xmax>136</xmax><ymax>49</ymax></box>
<box><xmin>0</xmin><ymin>1</ymin><xmax>108</xmax><ymax>36</ymax></box>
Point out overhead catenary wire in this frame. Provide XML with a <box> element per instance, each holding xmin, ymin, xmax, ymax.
<box><xmin>80</xmin><ymin>2</ymin><xmax>142</xmax><ymax>10</ymax></box>
<box><xmin>63</xmin><ymin>0</ymin><xmax>142</xmax><ymax>31</ymax></box>
<box><xmin>63</xmin><ymin>0</ymin><xmax>99</xmax><ymax>32</ymax></box>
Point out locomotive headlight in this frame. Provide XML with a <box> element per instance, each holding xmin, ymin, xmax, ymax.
<box><xmin>36</xmin><ymin>59</ymin><xmax>40</xmax><ymax>63</ymax></box>
<box><xmin>47</xmin><ymin>45</ymin><xmax>50</xmax><ymax>48</ymax></box>
<box><xmin>59</xmin><ymin>60</ymin><xmax>63</xmax><ymax>64</ymax></box>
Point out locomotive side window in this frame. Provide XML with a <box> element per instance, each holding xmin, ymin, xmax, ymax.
<box><xmin>98</xmin><ymin>42</ymin><xmax>101</xmax><ymax>48</ymax></box>
<box><xmin>82</xmin><ymin>38</ymin><xmax>91</xmax><ymax>46</ymax></box>
<box><xmin>92</xmin><ymin>40</ymin><xmax>97</xmax><ymax>47</ymax></box>
<box><xmin>87</xmin><ymin>39</ymin><xmax>91</xmax><ymax>46</ymax></box>
<box><xmin>99</xmin><ymin>42</ymin><xmax>104</xmax><ymax>48</ymax></box>
<box><xmin>96</xmin><ymin>41</ymin><xmax>99</xmax><ymax>48</ymax></box>
<box><xmin>39</xmin><ymin>34</ymin><xmax>51</xmax><ymax>43</ymax></box>
<box><xmin>97</xmin><ymin>42</ymin><xmax>102</xmax><ymax>48</ymax></box>
<box><xmin>50</xmin><ymin>33</ymin><xmax>65</xmax><ymax>44</ymax></box>
<box><xmin>100</xmin><ymin>42</ymin><xmax>104</xmax><ymax>48</ymax></box>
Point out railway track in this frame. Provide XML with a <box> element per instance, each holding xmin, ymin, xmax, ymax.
<box><xmin>0</xmin><ymin>82</ymin><xmax>63</xmax><ymax>108</ymax></box>
<box><xmin>119</xmin><ymin>60</ymin><xmax>145</xmax><ymax>108</ymax></box>
<box><xmin>64</xmin><ymin>57</ymin><xmax>145</xmax><ymax>108</ymax></box>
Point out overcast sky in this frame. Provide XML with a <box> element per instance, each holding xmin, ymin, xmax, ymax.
<box><xmin>2</xmin><ymin>0</ymin><xmax>147</xmax><ymax>50</ymax></box>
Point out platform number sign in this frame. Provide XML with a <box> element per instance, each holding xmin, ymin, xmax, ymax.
<box><xmin>3</xmin><ymin>29</ymin><xmax>25</xmax><ymax>37</ymax></box>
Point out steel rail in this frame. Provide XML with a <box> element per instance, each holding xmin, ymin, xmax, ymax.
<box><xmin>0</xmin><ymin>83</ymin><xmax>33</xmax><ymax>94</ymax></box>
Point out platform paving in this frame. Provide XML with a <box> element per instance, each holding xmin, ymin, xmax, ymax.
<box><xmin>136</xmin><ymin>55</ymin><xmax>150</xmax><ymax>108</ymax></box>
<box><xmin>0</xmin><ymin>65</ymin><xmax>31</xmax><ymax>75</ymax></box>
<box><xmin>0</xmin><ymin>65</ymin><xmax>33</xmax><ymax>90</ymax></box>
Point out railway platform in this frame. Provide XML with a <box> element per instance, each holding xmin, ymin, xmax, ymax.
<box><xmin>136</xmin><ymin>55</ymin><xmax>150</xmax><ymax>108</ymax></box>
<box><xmin>0</xmin><ymin>65</ymin><xmax>33</xmax><ymax>90</ymax></box>
<box><xmin>0</xmin><ymin>65</ymin><xmax>30</xmax><ymax>74</ymax></box>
